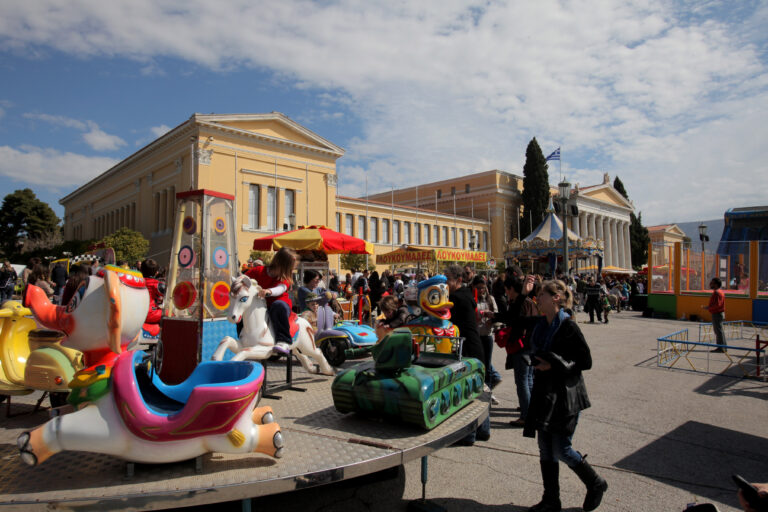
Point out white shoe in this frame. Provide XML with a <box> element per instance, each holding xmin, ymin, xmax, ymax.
<box><xmin>490</xmin><ymin>395</ymin><xmax>500</xmax><ymax>406</ymax></box>
<box><xmin>272</xmin><ymin>342</ymin><xmax>291</xmax><ymax>355</ymax></box>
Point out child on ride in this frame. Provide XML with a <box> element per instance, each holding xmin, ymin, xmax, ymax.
<box><xmin>245</xmin><ymin>247</ymin><xmax>298</xmax><ymax>355</ymax></box>
<box><xmin>141</xmin><ymin>258</ymin><xmax>163</xmax><ymax>338</ymax></box>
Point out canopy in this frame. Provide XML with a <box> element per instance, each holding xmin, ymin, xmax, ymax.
<box><xmin>505</xmin><ymin>211</ymin><xmax>604</xmax><ymax>261</ymax></box>
<box><xmin>581</xmin><ymin>265</ymin><xmax>636</xmax><ymax>275</ymax></box>
<box><xmin>376</xmin><ymin>245</ymin><xmax>487</xmax><ymax>265</ymax></box>
<box><xmin>376</xmin><ymin>246</ymin><xmax>434</xmax><ymax>265</ymax></box>
<box><xmin>252</xmin><ymin>225</ymin><xmax>373</xmax><ymax>254</ymax></box>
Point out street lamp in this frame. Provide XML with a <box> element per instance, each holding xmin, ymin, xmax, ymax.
<box><xmin>558</xmin><ymin>180</ymin><xmax>572</xmax><ymax>277</ymax></box>
<box><xmin>699</xmin><ymin>223</ymin><xmax>709</xmax><ymax>285</ymax></box>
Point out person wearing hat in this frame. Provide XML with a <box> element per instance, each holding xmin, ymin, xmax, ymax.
<box><xmin>300</xmin><ymin>292</ymin><xmax>322</xmax><ymax>332</ymax></box>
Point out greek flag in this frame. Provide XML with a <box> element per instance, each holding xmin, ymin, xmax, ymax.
<box><xmin>546</xmin><ymin>147</ymin><xmax>560</xmax><ymax>161</ymax></box>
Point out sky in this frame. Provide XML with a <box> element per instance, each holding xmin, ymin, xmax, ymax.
<box><xmin>1</xmin><ymin>0</ymin><xmax>767</xmax><ymax>227</ymax></box>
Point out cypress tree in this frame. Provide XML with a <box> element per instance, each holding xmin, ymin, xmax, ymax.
<box><xmin>520</xmin><ymin>138</ymin><xmax>550</xmax><ymax>239</ymax></box>
<box><xmin>613</xmin><ymin>176</ymin><xmax>629</xmax><ymax>200</ymax></box>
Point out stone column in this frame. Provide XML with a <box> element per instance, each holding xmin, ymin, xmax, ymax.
<box><xmin>624</xmin><ymin>221</ymin><xmax>632</xmax><ymax>269</ymax></box>
<box><xmin>589</xmin><ymin>213</ymin><xmax>597</xmax><ymax>240</ymax></box>
<box><xmin>611</xmin><ymin>219</ymin><xmax>619</xmax><ymax>268</ymax></box>
<box><xmin>616</xmin><ymin>221</ymin><xmax>625</xmax><ymax>269</ymax></box>
<box><xmin>596</xmin><ymin>216</ymin><xmax>605</xmax><ymax>264</ymax></box>
<box><xmin>604</xmin><ymin>217</ymin><xmax>612</xmax><ymax>267</ymax></box>
<box><xmin>580</xmin><ymin>213</ymin><xmax>587</xmax><ymax>239</ymax></box>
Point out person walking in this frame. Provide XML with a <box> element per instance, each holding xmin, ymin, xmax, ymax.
<box><xmin>584</xmin><ymin>277</ymin><xmax>602</xmax><ymax>323</ymax></box>
<box><xmin>522</xmin><ymin>279</ymin><xmax>607</xmax><ymax>512</ymax></box>
<box><xmin>702</xmin><ymin>277</ymin><xmax>726</xmax><ymax>352</ymax></box>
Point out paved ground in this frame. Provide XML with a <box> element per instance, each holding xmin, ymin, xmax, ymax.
<box><xmin>243</xmin><ymin>311</ymin><xmax>768</xmax><ymax>512</ymax></box>
<box><xmin>3</xmin><ymin>311</ymin><xmax>766</xmax><ymax>511</ymax></box>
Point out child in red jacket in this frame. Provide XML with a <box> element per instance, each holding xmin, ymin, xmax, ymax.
<box><xmin>141</xmin><ymin>259</ymin><xmax>163</xmax><ymax>338</ymax></box>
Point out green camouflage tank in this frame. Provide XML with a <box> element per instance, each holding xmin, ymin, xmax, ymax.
<box><xmin>331</xmin><ymin>328</ymin><xmax>485</xmax><ymax>430</ymax></box>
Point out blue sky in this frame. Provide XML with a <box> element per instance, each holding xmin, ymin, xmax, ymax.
<box><xmin>1</xmin><ymin>0</ymin><xmax>767</xmax><ymax>227</ymax></box>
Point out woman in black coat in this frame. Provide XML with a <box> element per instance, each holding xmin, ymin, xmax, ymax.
<box><xmin>522</xmin><ymin>279</ymin><xmax>607</xmax><ymax>512</ymax></box>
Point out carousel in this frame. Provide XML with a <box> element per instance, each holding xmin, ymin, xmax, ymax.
<box><xmin>504</xmin><ymin>200</ymin><xmax>604</xmax><ymax>275</ymax></box>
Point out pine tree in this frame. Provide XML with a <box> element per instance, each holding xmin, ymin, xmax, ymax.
<box><xmin>521</xmin><ymin>138</ymin><xmax>550</xmax><ymax>239</ymax></box>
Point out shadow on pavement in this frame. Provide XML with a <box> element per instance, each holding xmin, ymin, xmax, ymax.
<box><xmin>693</xmin><ymin>372</ymin><xmax>768</xmax><ymax>400</ymax></box>
<box><xmin>615</xmin><ymin>420</ymin><xmax>768</xmax><ymax>509</ymax></box>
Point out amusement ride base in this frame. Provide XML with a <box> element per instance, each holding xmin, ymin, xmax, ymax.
<box><xmin>0</xmin><ymin>359</ymin><xmax>490</xmax><ymax>511</ymax></box>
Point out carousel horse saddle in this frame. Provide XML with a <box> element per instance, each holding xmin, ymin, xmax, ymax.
<box><xmin>112</xmin><ymin>351</ymin><xmax>264</xmax><ymax>442</ymax></box>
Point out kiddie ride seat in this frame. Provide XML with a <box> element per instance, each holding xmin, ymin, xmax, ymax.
<box><xmin>17</xmin><ymin>351</ymin><xmax>284</xmax><ymax>466</ymax></box>
<box><xmin>331</xmin><ymin>328</ymin><xmax>485</xmax><ymax>430</ymax></box>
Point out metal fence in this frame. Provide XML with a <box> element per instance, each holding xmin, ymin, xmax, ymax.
<box><xmin>657</xmin><ymin>321</ymin><xmax>767</xmax><ymax>379</ymax></box>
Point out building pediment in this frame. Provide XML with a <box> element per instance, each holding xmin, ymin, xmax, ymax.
<box><xmin>194</xmin><ymin>112</ymin><xmax>345</xmax><ymax>157</ymax></box>
<box><xmin>578</xmin><ymin>183</ymin><xmax>634</xmax><ymax>211</ymax></box>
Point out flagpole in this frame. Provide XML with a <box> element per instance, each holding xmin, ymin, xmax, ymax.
<box><xmin>365</xmin><ymin>172</ymin><xmax>369</xmax><ymax>269</ymax></box>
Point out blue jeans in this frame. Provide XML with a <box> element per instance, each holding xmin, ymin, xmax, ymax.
<box><xmin>480</xmin><ymin>335</ymin><xmax>502</xmax><ymax>385</ymax></box>
<box><xmin>512</xmin><ymin>353</ymin><xmax>534</xmax><ymax>419</ymax></box>
<box><xmin>269</xmin><ymin>301</ymin><xmax>292</xmax><ymax>343</ymax></box>
<box><xmin>463</xmin><ymin>415</ymin><xmax>491</xmax><ymax>443</ymax></box>
<box><xmin>537</xmin><ymin>416</ymin><xmax>583</xmax><ymax>467</ymax></box>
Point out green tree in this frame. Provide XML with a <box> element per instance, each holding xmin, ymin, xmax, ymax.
<box><xmin>521</xmin><ymin>138</ymin><xmax>550</xmax><ymax>239</ymax></box>
<box><xmin>100</xmin><ymin>227</ymin><xmax>149</xmax><ymax>264</ymax></box>
<box><xmin>613</xmin><ymin>176</ymin><xmax>649</xmax><ymax>269</ymax></box>
<box><xmin>249</xmin><ymin>250</ymin><xmax>274</xmax><ymax>265</ymax></box>
<box><xmin>340</xmin><ymin>254</ymin><xmax>375</xmax><ymax>272</ymax></box>
<box><xmin>0</xmin><ymin>189</ymin><xmax>61</xmax><ymax>258</ymax></box>
<box><xmin>613</xmin><ymin>176</ymin><xmax>629</xmax><ymax>200</ymax></box>
<box><xmin>630</xmin><ymin>212</ymin><xmax>650</xmax><ymax>269</ymax></box>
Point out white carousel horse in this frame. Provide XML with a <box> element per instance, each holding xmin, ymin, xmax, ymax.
<box><xmin>212</xmin><ymin>276</ymin><xmax>334</xmax><ymax>376</ymax></box>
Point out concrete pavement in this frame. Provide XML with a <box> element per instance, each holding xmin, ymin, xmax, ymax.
<box><xmin>246</xmin><ymin>311</ymin><xmax>768</xmax><ymax>512</ymax></box>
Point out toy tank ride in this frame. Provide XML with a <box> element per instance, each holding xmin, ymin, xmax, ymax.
<box><xmin>331</xmin><ymin>328</ymin><xmax>485</xmax><ymax>430</ymax></box>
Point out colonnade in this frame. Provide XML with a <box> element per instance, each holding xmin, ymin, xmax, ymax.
<box><xmin>571</xmin><ymin>212</ymin><xmax>632</xmax><ymax>269</ymax></box>
<box><xmin>92</xmin><ymin>202</ymin><xmax>137</xmax><ymax>239</ymax></box>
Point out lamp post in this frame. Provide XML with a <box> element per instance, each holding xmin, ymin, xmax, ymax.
<box><xmin>558</xmin><ymin>180</ymin><xmax>571</xmax><ymax>278</ymax></box>
<box><xmin>698</xmin><ymin>223</ymin><xmax>708</xmax><ymax>286</ymax></box>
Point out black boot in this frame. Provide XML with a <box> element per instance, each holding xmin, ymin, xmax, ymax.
<box><xmin>529</xmin><ymin>461</ymin><xmax>561</xmax><ymax>512</ymax></box>
<box><xmin>571</xmin><ymin>456</ymin><xmax>608</xmax><ymax>511</ymax></box>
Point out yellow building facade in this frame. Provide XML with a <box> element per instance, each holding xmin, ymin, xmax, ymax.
<box><xmin>61</xmin><ymin>113</ymin><xmax>343</xmax><ymax>267</ymax></box>
<box><xmin>366</xmin><ymin>170</ymin><xmax>523</xmax><ymax>261</ymax></box>
<box><xmin>61</xmin><ymin>113</ymin><xmax>491</xmax><ymax>273</ymax></box>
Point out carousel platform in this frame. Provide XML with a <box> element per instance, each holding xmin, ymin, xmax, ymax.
<box><xmin>0</xmin><ymin>358</ymin><xmax>489</xmax><ymax>511</ymax></box>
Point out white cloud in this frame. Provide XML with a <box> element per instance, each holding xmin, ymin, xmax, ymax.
<box><xmin>0</xmin><ymin>145</ymin><xmax>117</xmax><ymax>190</ymax></box>
<box><xmin>22</xmin><ymin>113</ymin><xmax>126</xmax><ymax>151</ymax></box>
<box><xmin>2</xmin><ymin>1</ymin><xmax>767</xmax><ymax>224</ymax></box>
<box><xmin>150</xmin><ymin>124</ymin><xmax>171</xmax><ymax>138</ymax></box>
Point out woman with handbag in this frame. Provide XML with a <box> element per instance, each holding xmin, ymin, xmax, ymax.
<box><xmin>522</xmin><ymin>279</ymin><xmax>607</xmax><ymax>512</ymax></box>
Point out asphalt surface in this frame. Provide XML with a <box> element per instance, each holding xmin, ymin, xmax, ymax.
<box><xmin>241</xmin><ymin>311</ymin><xmax>768</xmax><ymax>512</ymax></box>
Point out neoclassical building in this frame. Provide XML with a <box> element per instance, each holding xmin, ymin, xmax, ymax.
<box><xmin>568</xmin><ymin>174</ymin><xmax>635</xmax><ymax>271</ymax></box>
<box><xmin>60</xmin><ymin>112</ymin><xmax>631</xmax><ymax>274</ymax></box>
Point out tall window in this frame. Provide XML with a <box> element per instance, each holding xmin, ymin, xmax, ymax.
<box><xmin>415</xmin><ymin>223</ymin><xmax>421</xmax><ymax>244</ymax></box>
<box><xmin>284</xmin><ymin>189</ymin><xmax>295</xmax><ymax>229</ymax></box>
<box><xmin>465</xmin><ymin>184</ymin><xmax>470</xmax><ymax>193</ymax></box>
<box><xmin>370</xmin><ymin>217</ymin><xmax>378</xmax><ymax>243</ymax></box>
<box><xmin>382</xmin><ymin>219</ymin><xmax>390</xmax><ymax>244</ymax></box>
<box><xmin>403</xmin><ymin>221</ymin><xmax>411</xmax><ymax>244</ymax></box>
<box><xmin>335</xmin><ymin>212</ymin><xmax>341</xmax><ymax>232</ymax></box>
<box><xmin>433</xmin><ymin>225</ymin><xmax>439</xmax><ymax>246</ymax></box>
<box><xmin>442</xmin><ymin>226</ymin><xmax>448</xmax><ymax>246</ymax></box>
<box><xmin>437</xmin><ymin>189</ymin><xmax>442</xmax><ymax>199</ymax></box>
<box><xmin>248</xmin><ymin>184</ymin><xmax>260</xmax><ymax>228</ymax></box>
<box><xmin>358</xmin><ymin>215</ymin><xmax>366</xmax><ymax>239</ymax></box>
<box><xmin>267</xmin><ymin>186</ymin><xmax>277</xmax><ymax>231</ymax></box>
<box><xmin>451</xmin><ymin>227</ymin><xmax>457</xmax><ymax>247</ymax></box>
<box><xmin>459</xmin><ymin>229</ymin><xmax>465</xmax><ymax>249</ymax></box>
<box><xmin>345</xmin><ymin>214</ymin><xmax>354</xmax><ymax>235</ymax></box>
<box><xmin>393</xmin><ymin>220</ymin><xmax>400</xmax><ymax>245</ymax></box>
<box><xmin>483</xmin><ymin>231</ymin><xmax>488</xmax><ymax>251</ymax></box>
<box><xmin>424</xmin><ymin>224</ymin><xmax>431</xmax><ymax>245</ymax></box>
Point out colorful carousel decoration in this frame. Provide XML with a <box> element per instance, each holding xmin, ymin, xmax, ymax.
<box><xmin>504</xmin><ymin>200</ymin><xmax>604</xmax><ymax>273</ymax></box>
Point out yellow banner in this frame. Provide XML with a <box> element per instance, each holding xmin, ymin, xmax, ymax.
<box><xmin>376</xmin><ymin>250</ymin><xmax>434</xmax><ymax>264</ymax></box>
<box><xmin>434</xmin><ymin>250</ymin><xmax>487</xmax><ymax>262</ymax></box>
